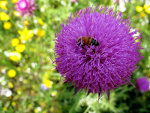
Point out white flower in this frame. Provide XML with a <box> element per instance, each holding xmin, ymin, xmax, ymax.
<box><xmin>19</xmin><ymin>77</ymin><xmax>24</xmax><ymax>82</ymax></box>
<box><xmin>1</xmin><ymin>68</ymin><xmax>6</xmax><ymax>74</ymax></box>
<box><xmin>0</xmin><ymin>77</ymin><xmax>5</xmax><ymax>82</ymax></box>
<box><xmin>31</xmin><ymin>62</ymin><xmax>37</xmax><ymax>68</ymax></box>
<box><xmin>0</xmin><ymin>88</ymin><xmax>12</xmax><ymax>97</ymax></box>
<box><xmin>37</xmin><ymin>107</ymin><xmax>42</xmax><ymax>112</ymax></box>
<box><xmin>5</xmin><ymin>89</ymin><xmax>12</xmax><ymax>97</ymax></box>
<box><xmin>4</xmin><ymin>51</ymin><xmax>11</xmax><ymax>57</ymax></box>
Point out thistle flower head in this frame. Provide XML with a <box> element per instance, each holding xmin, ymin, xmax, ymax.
<box><xmin>16</xmin><ymin>0</ymin><xmax>37</xmax><ymax>16</ymax></box>
<box><xmin>54</xmin><ymin>6</ymin><xmax>143</xmax><ymax>97</ymax></box>
<box><xmin>136</xmin><ymin>77</ymin><xmax>149</xmax><ymax>92</ymax></box>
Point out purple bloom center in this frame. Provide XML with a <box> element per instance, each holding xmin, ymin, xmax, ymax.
<box><xmin>17</xmin><ymin>0</ymin><xmax>28</xmax><ymax>10</ymax></box>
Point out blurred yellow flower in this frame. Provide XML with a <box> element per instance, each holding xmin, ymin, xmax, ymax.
<box><xmin>8</xmin><ymin>82</ymin><xmax>14</xmax><ymax>88</ymax></box>
<box><xmin>23</xmin><ymin>79</ymin><xmax>28</xmax><ymax>84</ymax></box>
<box><xmin>34</xmin><ymin>108</ymin><xmax>38</xmax><ymax>113</ymax></box>
<box><xmin>15</xmin><ymin>44</ymin><xmax>26</xmax><ymax>53</ymax></box>
<box><xmin>38</xmin><ymin>18</ymin><xmax>44</xmax><ymax>25</ymax></box>
<box><xmin>0</xmin><ymin>1</ymin><xmax>8</xmax><ymax>10</ymax></box>
<box><xmin>3</xmin><ymin>107</ymin><xmax>7</xmax><ymax>111</ymax></box>
<box><xmin>9</xmin><ymin>51</ymin><xmax>22</xmax><ymax>61</ymax></box>
<box><xmin>136</xmin><ymin>6</ymin><xmax>143</xmax><ymax>12</ymax></box>
<box><xmin>0</xmin><ymin>12</ymin><xmax>9</xmax><ymax>21</ymax></box>
<box><xmin>144</xmin><ymin>4</ymin><xmax>149</xmax><ymax>9</ymax></box>
<box><xmin>3</xmin><ymin>22</ymin><xmax>12</xmax><ymax>30</ymax></box>
<box><xmin>43</xmin><ymin>79</ymin><xmax>53</xmax><ymax>88</ymax></box>
<box><xmin>12</xmin><ymin>101</ymin><xmax>16</xmax><ymax>106</ymax></box>
<box><xmin>8</xmin><ymin>69</ymin><xmax>16</xmax><ymax>78</ymax></box>
<box><xmin>51</xmin><ymin>91</ymin><xmax>57</xmax><ymax>96</ymax></box>
<box><xmin>28</xmin><ymin>104</ymin><xmax>32</xmax><ymax>108</ymax></box>
<box><xmin>37</xmin><ymin>29</ymin><xmax>45</xmax><ymax>38</ymax></box>
<box><xmin>11</xmin><ymin>38</ymin><xmax>19</xmax><ymax>47</ymax></box>
<box><xmin>13</xmin><ymin>11</ymin><xmax>20</xmax><ymax>17</ymax></box>
<box><xmin>140</xmin><ymin>12</ymin><xmax>146</xmax><ymax>18</ymax></box>
<box><xmin>145</xmin><ymin>6</ymin><xmax>150</xmax><ymax>14</ymax></box>
<box><xmin>18</xmin><ymin>27</ymin><xmax>34</xmax><ymax>42</ymax></box>
<box><xmin>12</xmin><ymin>0</ymin><xmax>18</xmax><ymax>3</ymax></box>
<box><xmin>17</xmin><ymin>89</ymin><xmax>21</xmax><ymax>95</ymax></box>
<box><xmin>24</xmin><ymin>20</ymin><xmax>29</xmax><ymax>26</ymax></box>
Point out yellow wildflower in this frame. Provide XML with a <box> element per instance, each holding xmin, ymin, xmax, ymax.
<box><xmin>28</xmin><ymin>104</ymin><xmax>32</xmax><ymax>108</ymax></box>
<box><xmin>140</xmin><ymin>12</ymin><xmax>146</xmax><ymax>18</ymax></box>
<box><xmin>51</xmin><ymin>91</ymin><xmax>57</xmax><ymax>96</ymax></box>
<box><xmin>24</xmin><ymin>20</ymin><xmax>29</xmax><ymax>26</ymax></box>
<box><xmin>9</xmin><ymin>51</ymin><xmax>22</xmax><ymax>61</ymax></box>
<box><xmin>144</xmin><ymin>4</ymin><xmax>149</xmax><ymax>9</ymax></box>
<box><xmin>34</xmin><ymin>108</ymin><xmax>38</xmax><ymax>113</ymax></box>
<box><xmin>0</xmin><ymin>12</ymin><xmax>9</xmax><ymax>21</ymax></box>
<box><xmin>37</xmin><ymin>29</ymin><xmax>45</xmax><ymax>38</ymax></box>
<box><xmin>11</xmin><ymin>38</ymin><xmax>19</xmax><ymax>47</ymax></box>
<box><xmin>3</xmin><ymin>22</ymin><xmax>12</xmax><ymax>30</ymax></box>
<box><xmin>145</xmin><ymin>6</ymin><xmax>150</xmax><ymax>14</ymax></box>
<box><xmin>17</xmin><ymin>89</ymin><xmax>21</xmax><ymax>95</ymax></box>
<box><xmin>12</xmin><ymin>0</ymin><xmax>18</xmax><ymax>3</ymax></box>
<box><xmin>8</xmin><ymin>69</ymin><xmax>16</xmax><ymax>78</ymax></box>
<box><xmin>43</xmin><ymin>79</ymin><xmax>53</xmax><ymax>88</ymax></box>
<box><xmin>18</xmin><ymin>27</ymin><xmax>34</xmax><ymax>42</ymax></box>
<box><xmin>0</xmin><ymin>1</ymin><xmax>8</xmax><ymax>10</ymax></box>
<box><xmin>3</xmin><ymin>107</ymin><xmax>7</xmax><ymax>111</ymax></box>
<box><xmin>12</xmin><ymin>101</ymin><xmax>16</xmax><ymax>106</ymax></box>
<box><xmin>38</xmin><ymin>18</ymin><xmax>44</xmax><ymax>25</ymax></box>
<box><xmin>8</xmin><ymin>82</ymin><xmax>14</xmax><ymax>88</ymax></box>
<box><xmin>15</xmin><ymin>44</ymin><xmax>26</xmax><ymax>53</ymax></box>
<box><xmin>13</xmin><ymin>11</ymin><xmax>20</xmax><ymax>17</ymax></box>
<box><xmin>136</xmin><ymin>6</ymin><xmax>143</xmax><ymax>12</ymax></box>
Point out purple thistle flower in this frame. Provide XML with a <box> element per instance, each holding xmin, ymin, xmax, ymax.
<box><xmin>16</xmin><ymin>0</ymin><xmax>37</xmax><ymax>16</ymax></box>
<box><xmin>136</xmin><ymin>77</ymin><xmax>149</xmax><ymax>92</ymax></box>
<box><xmin>54</xmin><ymin>6</ymin><xmax>143</xmax><ymax>98</ymax></box>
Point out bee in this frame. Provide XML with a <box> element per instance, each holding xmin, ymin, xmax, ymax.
<box><xmin>77</xmin><ymin>36</ymin><xmax>99</xmax><ymax>47</ymax></box>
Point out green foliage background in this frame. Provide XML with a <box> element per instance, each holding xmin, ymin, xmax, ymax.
<box><xmin>0</xmin><ymin>0</ymin><xmax>150</xmax><ymax>113</ymax></box>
